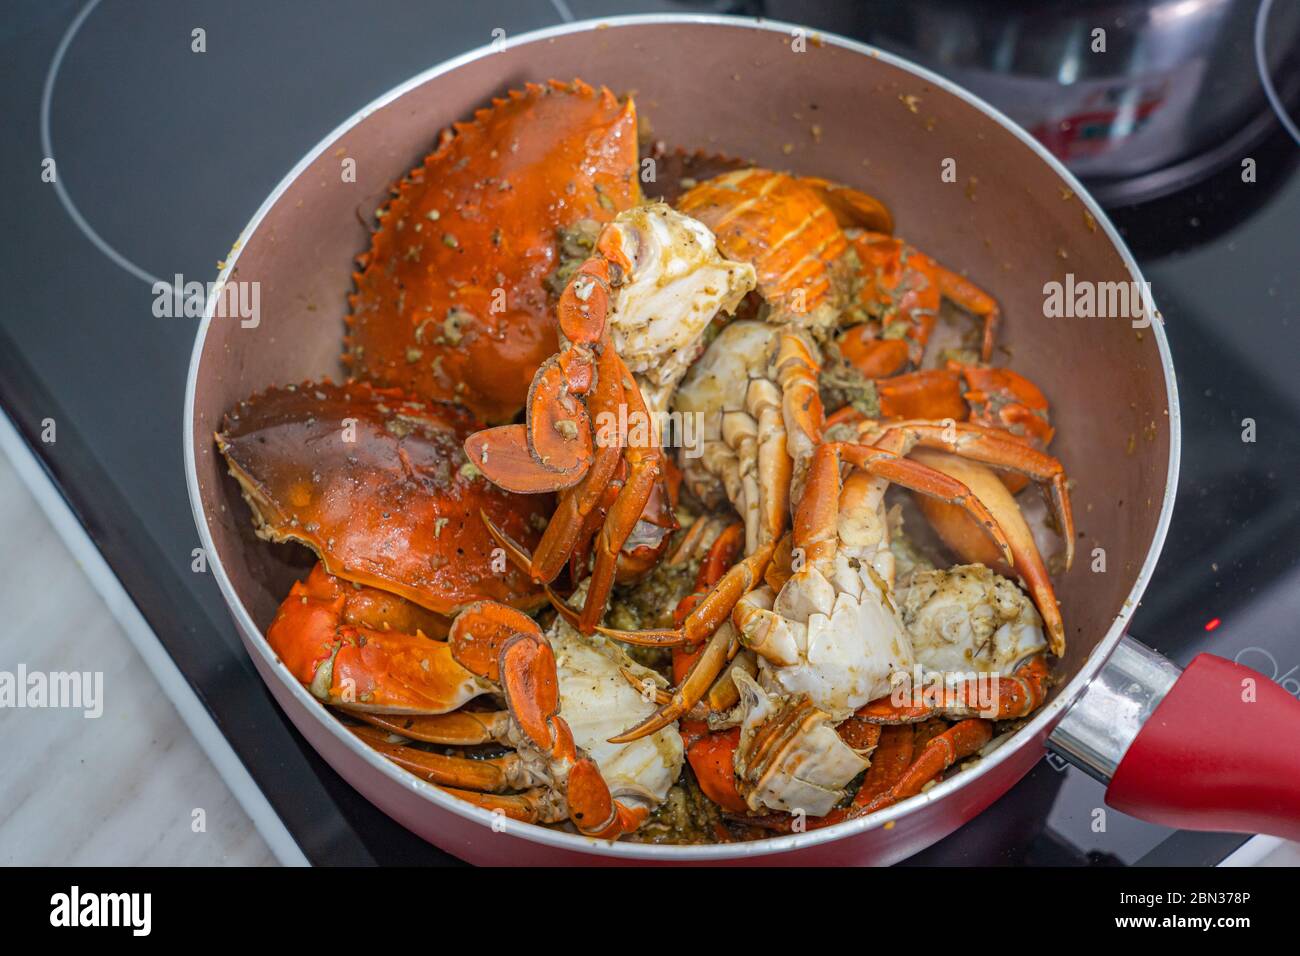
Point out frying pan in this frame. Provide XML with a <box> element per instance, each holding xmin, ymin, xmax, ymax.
<box><xmin>184</xmin><ymin>14</ymin><xmax>1300</xmax><ymax>864</ymax></box>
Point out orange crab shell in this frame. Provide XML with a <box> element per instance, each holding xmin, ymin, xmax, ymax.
<box><xmin>216</xmin><ymin>380</ymin><xmax>550</xmax><ymax>616</ymax></box>
<box><xmin>345</xmin><ymin>80</ymin><xmax>640</xmax><ymax>424</ymax></box>
<box><xmin>268</xmin><ymin>564</ymin><xmax>484</xmax><ymax>713</ymax></box>
<box><xmin>677</xmin><ymin>168</ymin><xmax>850</xmax><ymax>328</ymax></box>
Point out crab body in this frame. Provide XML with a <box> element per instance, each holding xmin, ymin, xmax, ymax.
<box><xmin>217</xmin><ymin>380</ymin><xmax>549</xmax><ymax>614</ymax></box>
<box><xmin>267</xmin><ymin>571</ymin><xmax>680</xmax><ymax>837</ymax></box>
<box><xmin>346</xmin><ymin>80</ymin><xmax>640</xmax><ymax>423</ymax></box>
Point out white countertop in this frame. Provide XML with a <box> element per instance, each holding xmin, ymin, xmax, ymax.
<box><xmin>0</xmin><ymin>449</ymin><xmax>273</xmax><ymax>865</ymax></box>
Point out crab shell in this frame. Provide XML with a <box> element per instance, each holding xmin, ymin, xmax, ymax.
<box><xmin>677</xmin><ymin>168</ymin><xmax>851</xmax><ymax>332</ymax></box>
<box><xmin>216</xmin><ymin>380</ymin><xmax>549</xmax><ymax>615</ymax></box>
<box><xmin>345</xmin><ymin>80</ymin><xmax>640</xmax><ymax>424</ymax></box>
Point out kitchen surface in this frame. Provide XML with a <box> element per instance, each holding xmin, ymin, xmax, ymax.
<box><xmin>2</xmin><ymin>0</ymin><xmax>1299</xmax><ymax>866</ymax></box>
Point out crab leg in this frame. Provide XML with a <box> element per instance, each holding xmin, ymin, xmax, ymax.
<box><xmin>438</xmin><ymin>787</ymin><xmax>567</xmax><ymax>825</ymax></box>
<box><xmin>358</xmin><ymin>711</ymin><xmax>511</xmax><ymax>746</ymax></box>
<box><xmin>620</xmin><ymin>523</ymin><xmax>755</xmax><ymax>720</ymax></box>
<box><xmin>851</xmin><ymin>723</ymin><xmax>916</xmax><ymax>805</ymax></box>
<box><xmin>597</xmin><ymin>540</ymin><xmax>774</xmax><ymax>649</ymax></box>
<box><xmin>573</xmin><ymin>355</ymin><xmax>663</xmax><ymax>633</ymax></box>
<box><xmin>349</xmin><ymin>724</ymin><xmax>544</xmax><ymax>791</ymax></box>
<box><xmin>601</xmin><ymin>543</ymin><xmax>774</xmax><ymax>745</ymax></box>
<box><xmin>861</xmin><ymin>719</ymin><xmax>993</xmax><ymax>813</ymax></box>
<box><xmin>856</xmin><ymin>654</ymin><xmax>1051</xmax><ymax>723</ymax></box>
<box><xmin>825</xmin><ymin>362</ymin><xmax>1057</xmax><ymax>463</ymax></box>
<box><xmin>566</xmin><ymin>473</ymin><xmax>622</xmax><ymax>582</ymax></box>
<box><xmin>608</xmin><ymin>626</ymin><xmax>734</xmax><ymax>747</ymax></box>
<box><xmin>867</xmin><ymin>420</ymin><xmax>1074</xmax><ymax>568</ymax></box>
<box><xmin>773</xmin><ymin>328</ymin><xmax>824</xmax><ymax>502</ymax></box>
<box><xmin>829</xmin><ymin>442</ymin><xmax>1014</xmax><ymax>565</ymax></box>
<box><xmin>670</xmin><ymin>522</ymin><xmax>744</xmax><ymax>675</ymax></box>
<box><xmin>687</xmin><ymin>728</ymin><xmax>750</xmax><ymax>814</ymax></box>
<box><xmin>935</xmin><ymin>265</ymin><xmax>1001</xmax><ymax>364</ymax></box>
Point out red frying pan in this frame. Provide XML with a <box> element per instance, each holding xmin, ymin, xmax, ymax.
<box><xmin>184</xmin><ymin>14</ymin><xmax>1300</xmax><ymax>864</ymax></box>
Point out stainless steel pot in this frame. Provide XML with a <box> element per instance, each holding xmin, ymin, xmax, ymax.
<box><xmin>184</xmin><ymin>14</ymin><xmax>1300</xmax><ymax>864</ymax></box>
<box><xmin>764</xmin><ymin>0</ymin><xmax>1300</xmax><ymax>203</ymax></box>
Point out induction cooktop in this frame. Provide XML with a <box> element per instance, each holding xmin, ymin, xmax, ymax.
<box><xmin>2</xmin><ymin>0</ymin><xmax>1297</xmax><ymax>865</ymax></box>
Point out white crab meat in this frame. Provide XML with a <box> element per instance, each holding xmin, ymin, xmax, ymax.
<box><xmin>732</xmin><ymin>670</ymin><xmax>868</xmax><ymax>817</ymax></box>
<box><xmin>900</xmin><ymin>564</ymin><xmax>1046</xmax><ymax>675</ymax></box>
<box><xmin>673</xmin><ymin>320</ymin><xmax>790</xmax><ymax>554</ymax></box>
<box><xmin>741</xmin><ymin>552</ymin><xmax>916</xmax><ymax>720</ymax></box>
<box><xmin>605</xmin><ymin>203</ymin><xmax>756</xmax><ymax>415</ymax></box>
<box><xmin>547</xmin><ymin>617</ymin><xmax>684</xmax><ymax>811</ymax></box>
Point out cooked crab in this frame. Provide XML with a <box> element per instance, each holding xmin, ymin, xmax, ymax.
<box><xmin>346</xmin><ymin>80</ymin><xmax>640</xmax><ymax>424</ymax></box>
<box><xmin>467</xmin><ymin>202</ymin><xmax>755</xmax><ymax>631</ymax></box>
<box><xmin>216</xmin><ymin>380</ymin><xmax>548</xmax><ymax>614</ymax></box>
<box><xmin>269</xmin><ymin>570</ymin><xmax>682</xmax><ymax>837</ymax></box>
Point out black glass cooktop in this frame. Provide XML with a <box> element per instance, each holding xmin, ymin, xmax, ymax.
<box><xmin>2</xmin><ymin>0</ymin><xmax>1297</xmax><ymax>865</ymax></box>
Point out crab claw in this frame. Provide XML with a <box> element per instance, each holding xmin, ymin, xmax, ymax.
<box><xmin>465</xmin><ymin>424</ymin><xmax>588</xmax><ymax>494</ymax></box>
<box><xmin>267</xmin><ymin>564</ymin><xmax>492</xmax><ymax>714</ymax></box>
<box><xmin>448</xmin><ymin>601</ymin><xmax>647</xmax><ymax>839</ymax></box>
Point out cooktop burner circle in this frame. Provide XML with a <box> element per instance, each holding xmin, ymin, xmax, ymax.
<box><xmin>41</xmin><ymin>0</ymin><xmax>165</xmax><ymax>286</ymax></box>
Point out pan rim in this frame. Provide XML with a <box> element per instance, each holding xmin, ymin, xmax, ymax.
<box><xmin>183</xmin><ymin>11</ymin><xmax>1182</xmax><ymax>862</ymax></box>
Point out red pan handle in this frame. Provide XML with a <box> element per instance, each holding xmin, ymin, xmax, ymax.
<box><xmin>1105</xmin><ymin>653</ymin><xmax>1300</xmax><ymax>841</ymax></box>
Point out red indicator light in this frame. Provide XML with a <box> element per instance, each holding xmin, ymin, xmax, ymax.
<box><xmin>1204</xmin><ymin>617</ymin><xmax>1221</xmax><ymax>632</ymax></box>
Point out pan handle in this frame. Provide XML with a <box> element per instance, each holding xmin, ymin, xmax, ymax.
<box><xmin>1050</xmin><ymin>637</ymin><xmax>1300</xmax><ymax>841</ymax></box>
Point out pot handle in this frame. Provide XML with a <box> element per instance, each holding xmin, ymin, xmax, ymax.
<box><xmin>1050</xmin><ymin>638</ymin><xmax>1300</xmax><ymax>841</ymax></box>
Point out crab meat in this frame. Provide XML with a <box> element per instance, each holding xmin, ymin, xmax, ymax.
<box><xmin>605</xmin><ymin>203</ymin><xmax>756</xmax><ymax>416</ymax></box>
<box><xmin>740</xmin><ymin>550</ymin><xmax>916</xmax><ymax>720</ymax></box>
<box><xmin>857</xmin><ymin>563</ymin><xmax>1052</xmax><ymax>724</ymax></box>
<box><xmin>547</xmin><ymin>615</ymin><xmax>684</xmax><ymax>810</ymax></box>
<box><xmin>732</xmin><ymin>670</ymin><xmax>869</xmax><ymax>816</ymax></box>
<box><xmin>900</xmin><ymin>564</ymin><xmax>1047</xmax><ymax>675</ymax></box>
